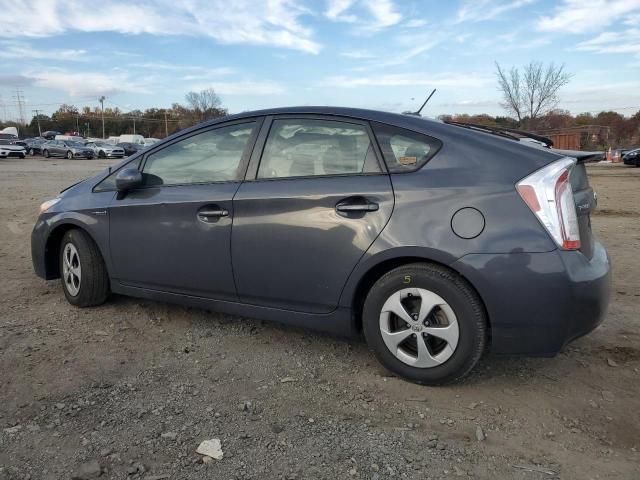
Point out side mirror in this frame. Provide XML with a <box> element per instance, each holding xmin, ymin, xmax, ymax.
<box><xmin>115</xmin><ymin>168</ymin><xmax>143</xmax><ymax>199</ymax></box>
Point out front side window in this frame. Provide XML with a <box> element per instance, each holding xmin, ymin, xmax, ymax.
<box><xmin>372</xmin><ymin>123</ymin><xmax>442</xmax><ymax>173</ymax></box>
<box><xmin>257</xmin><ymin>118</ymin><xmax>380</xmax><ymax>179</ymax></box>
<box><xmin>142</xmin><ymin>122</ymin><xmax>256</xmax><ymax>186</ymax></box>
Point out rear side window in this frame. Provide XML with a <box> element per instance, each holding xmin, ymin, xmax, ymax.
<box><xmin>372</xmin><ymin>123</ymin><xmax>442</xmax><ymax>173</ymax></box>
<box><xmin>257</xmin><ymin>118</ymin><xmax>380</xmax><ymax>179</ymax></box>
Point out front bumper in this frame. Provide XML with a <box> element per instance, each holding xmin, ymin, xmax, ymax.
<box><xmin>31</xmin><ymin>214</ymin><xmax>50</xmax><ymax>279</ymax></box>
<box><xmin>0</xmin><ymin>149</ymin><xmax>25</xmax><ymax>158</ymax></box>
<box><xmin>452</xmin><ymin>241</ymin><xmax>611</xmax><ymax>356</ymax></box>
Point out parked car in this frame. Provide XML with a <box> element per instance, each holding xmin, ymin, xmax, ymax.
<box><xmin>117</xmin><ymin>142</ymin><xmax>146</xmax><ymax>156</ymax></box>
<box><xmin>119</xmin><ymin>134</ymin><xmax>145</xmax><ymax>144</ymax></box>
<box><xmin>55</xmin><ymin>135</ymin><xmax>85</xmax><ymax>143</ymax></box>
<box><xmin>41</xmin><ymin>131</ymin><xmax>62</xmax><ymax>140</ymax></box>
<box><xmin>42</xmin><ymin>140</ymin><xmax>95</xmax><ymax>159</ymax></box>
<box><xmin>622</xmin><ymin>148</ymin><xmax>640</xmax><ymax>166</ymax></box>
<box><xmin>31</xmin><ymin>107</ymin><xmax>610</xmax><ymax>385</ymax></box>
<box><xmin>0</xmin><ymin>139</ymin><xmax>26</xmax><ymax>158</ymax></box>
<box><xmin>85</xmin><ymin>141</ymin><xmax>125</xmax><ymax>159</ymax></box>
<box><xmin>26</xmin><ymin>138</ymin><xmax>47</xmax><ymax>156</ymax></box>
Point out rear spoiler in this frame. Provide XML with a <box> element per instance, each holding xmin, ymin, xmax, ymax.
<box><xmin>549</xmin><ymin>149</ymin><xmax>604</xmax><ymax>163</ymax></box>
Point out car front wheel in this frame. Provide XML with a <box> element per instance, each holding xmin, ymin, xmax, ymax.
<box><xmin>43</xmin><ymin>149</ymin><xmax>50</xmax><ymax>158</ymax></box>
<box><xmin>362</xmin><ymin>263</ymin><xmax>487</xmax><ymax>385</ymax></box>
<box><xmin>29</xmin><ymin>148</ymin><xmax>35</xmax><ymax>156</ymax></box>
<box><xmin>59</xmin><ymin>229</ymin><xmax>109</xmax><ymax>307</ymax></box>
<box><xmin>66</xmin><ymin>151</ymin><xmax>73</xmax><ymax>160</ymax></box>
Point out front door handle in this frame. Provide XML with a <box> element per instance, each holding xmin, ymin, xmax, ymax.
<box><xmin>335</xmin><ymin>199</ymin><xmax>379</xmax><ymax>214</ymax></box>
<box><xmin>197</xmin><ymin>207</ymin><xmax>229</xmax><ymax>223</ymax></box>
<box><xmin>336</xmin><ymin>203</ymin><xmax>379</xmax><ymax>212</ymax></box>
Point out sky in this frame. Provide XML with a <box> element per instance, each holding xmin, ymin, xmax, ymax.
<box><xmin>1</xmin><ymin>0</ymin><xmax>639</xmax><ymax>121</ymax></box>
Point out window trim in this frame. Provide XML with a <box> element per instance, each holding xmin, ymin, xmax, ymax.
<box><xmin>245</xmin><ymin>114</ymin><xmax>388</xmax><ymax>182</ymax></box>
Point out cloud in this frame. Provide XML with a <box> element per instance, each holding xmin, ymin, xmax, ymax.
<box><xmin>324</xmin><ymin>0</ymin><xmax>402</xmax><ymax>32</ymax></box>
<box><xmin>340</xmin><ymin>50</ymin><xmax>377</xmax><ymax>59</ymax></box>
<box><xmin>536</xmin><ymin>0</ymin><xmax>640</xmax><ymax>33</ymax></box>
<box><xmin>189</xmin><ymin>81</ymin><xmax>285</xmax><ymax>96</ymax></box>
<box><xmin>456</xmin><ymin>0</ymin><xmax>535</xmax><ymax>23</ymax></box>
<box><xmin>20</xmin><ymin>69</ymin><xmax>148</xmax><ymax>97</ymax></box>
<box><xmin>0</xmin><ymin>41</ymin><xmax>86</xmax><ymax>60</ymax></box>
<box><xmin>319</xmin><ymin>72</ymin><xmax>494</xmax><ymax>88</ymax></box>
<box><xmin>0</xmin><ymin>75</ymin><xmax>35</xmax><ymax>87</ymax></box>
<box><xmin>1</xmin><ymin>0</ymin><xmax>321</xmax><ymax>54</ymax></box>
<box><xmin>575</xmin><ymin>28</ymin><xmax>640</xmax><ymax>54</ymax></box>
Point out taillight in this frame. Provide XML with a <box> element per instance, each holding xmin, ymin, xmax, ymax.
<box><xmin>516</xmin><ymin>157</ymin><xmax>580</xmax><ymax>250</ymax></box>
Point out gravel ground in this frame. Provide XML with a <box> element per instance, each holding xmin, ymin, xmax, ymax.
<box><xmin>1</xmin><ymin>158</ymin><xmax>639</xmax><ymax>480</ymax></box>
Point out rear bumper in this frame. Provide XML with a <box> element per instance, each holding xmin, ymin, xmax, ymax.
<box><xmin>452</xmin><ymin>241</ymin><xmax>611</xmax><ymax>356</ymax></box>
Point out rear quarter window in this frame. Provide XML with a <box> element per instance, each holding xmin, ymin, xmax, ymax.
<box><xmin>372</xmin><ymin>122</ymin><xmax>442</xmax><ymax>173</ymax></box>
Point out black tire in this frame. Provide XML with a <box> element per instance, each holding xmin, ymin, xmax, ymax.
<box><xmin>43</xmin><ymin>149</ymin><xmax>50</xmax><ymax>158</ymax></box>
<box><xmin>59</xmin><ymin>229</ymin><xmax>109</xmax><ymax>307</ymax></box>
<box><xmin>29</xmin><ymin>148</ymin><xmax>35</xmax><ymax>156</ymax></box>
<box><xmin>20</xmin><ymin>153</ymin><xmax>25</xmax><ymax>159</ymax></box>
<box><xmin>66</xmin><ymin>151</ymin><xmax>73</xmax><ymax>160</ymax></box>
<box><xmin>362</xmin><ymin>263</ymin><xmax>487</xmax><ymax>385</ymax></box>
<box><xmin>99</xmin><ymin>150</ymin><xmax>106</xmax><ymax>159</ymax></box>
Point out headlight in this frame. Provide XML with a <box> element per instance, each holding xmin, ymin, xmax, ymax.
<box><xmin>39</xmin><ymin>198</ymin><xmax>61</xmax><ymax>213</ymax></box>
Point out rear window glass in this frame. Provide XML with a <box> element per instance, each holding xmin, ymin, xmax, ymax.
<box><xmin>372</xmin><ymin>122</ymin><xmax>442</xmax><ymax>172</ymax></box>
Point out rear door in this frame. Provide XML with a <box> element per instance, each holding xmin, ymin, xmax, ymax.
<box><xmin>108</xmin><ymin>119</ymin><xmax>262</xmax><ymax>299</ymax></box>
<box><xmin>231</xmin><ymin>115</ymin><xmax>394</xmax><ymax>314</ymax></box>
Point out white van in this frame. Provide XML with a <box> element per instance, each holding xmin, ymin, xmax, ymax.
<box><xmin>55</xmin><ymin>135</ymin><xmax>84</xmax><ymax>143</ymax></box>
<box><xmin>119</xmin><ymin>134</ymin><xmax>145</xmax><ymax>145</ymax></box>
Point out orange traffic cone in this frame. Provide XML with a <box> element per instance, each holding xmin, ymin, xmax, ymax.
<box><xmin>607</xmin><ymin>147</ymin><xmax>612</xmax><ymax>162</ymax></box>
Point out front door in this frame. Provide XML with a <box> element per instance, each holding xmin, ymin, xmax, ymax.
<box><xmin>232</xmin><ymin>116</ymin><xmax>394</xmax><ymax>313</ymax></box>
<box><xmin>109</xmin><ymin>119</ymin><xmax>261</xmax><ymax>300</ymax></box>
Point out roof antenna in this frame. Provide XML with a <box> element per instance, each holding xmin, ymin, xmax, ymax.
<box><xmin>413</xmin><ymin>88</ymin><xmax>436</xmax><ymax>116</ymax></box>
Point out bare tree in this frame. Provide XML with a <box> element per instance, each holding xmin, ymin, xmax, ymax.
<box><xmin>495</xmin><ymin>61</ymin><xmax>572</xmax><ymax>126</ymax></box>
<box><xmin>184</xmin><ymin>88</ymin><xmax>225</xmax><ymax>121</ymax></box>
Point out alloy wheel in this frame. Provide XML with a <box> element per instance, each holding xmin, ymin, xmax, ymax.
<box><xmin>62</xmin><ymin>243</ymin><xmax>81</xmax><ymax>296</ymax></box>
<box><xmin>379</xmin><ymin>288</ymin><xmax>459</xmax><ymax>368</ymax></box>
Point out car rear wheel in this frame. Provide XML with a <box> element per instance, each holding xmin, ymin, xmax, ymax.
<box><xmin>362</xmin><ymin>263</ymin><xmax>487</xmax><ymax>385</ymax></box>
<box><xmin>66</xmin><ymin>151</ymin><xmax>73</xmax><ymax>160</ymax></box>
<box><xmin>99</xmin><ymin>151</ymin><xmax>106</xmax><ymax>159</ymax></box>
<box><xmin>29</xmin><ymin>148</ymin><xmax>35</xmax><ymax>156</ymax></box>
<box><xmin>43</xmin><ymin>149</ymin><xmax>50</xmax><ymax>158</ymax></box>
<box><xmin>59</xmin><ymin>229</ymin><xmax>109</xmax><ymax>307</ymax></box>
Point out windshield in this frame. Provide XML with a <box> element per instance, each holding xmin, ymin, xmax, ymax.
<box><xmin>67</xmin><ymin>141</ymin><xmax>85</xmax><ymax>147</ymax></box>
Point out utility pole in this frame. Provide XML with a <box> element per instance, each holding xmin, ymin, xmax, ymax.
<box><xmin>0</xmin><ymin>95</ymin><xmax>6</xmax><ymax>122</ymax></box>
<box><xmin>133</xmin><ymin>115</ymin><xmax>136</xmax><ymax>135</ymax></box>
<box><xmin>85</xmin><ymin>122</ymin><xmax>90</xmax><ymax>138</ymax></box>
<box><xmin>32</xmin><ymin>109</ymin><xmax>42</xmax><ymax>136</ymax></box>
<box><xmin>99</xmin><ymin>96</ymin><xmax>106</xmax><ymax>139</ymax></box>
<box><xmin>164</xmin><ymin>112</ymin><xmax>168</xmax><ymax>137</ymax></box>
<box><xmin>13</xmin><ymin>88</ymin><xmax>26</xmax><ymax>124</ymax></box>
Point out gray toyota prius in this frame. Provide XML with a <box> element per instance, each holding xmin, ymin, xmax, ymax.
<box><xmin>31</xmin><ymin>107</ymin><xmax>610</xmax><ymax>385</ymax></box>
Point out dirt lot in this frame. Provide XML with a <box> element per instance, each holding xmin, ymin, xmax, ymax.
<box><xmin>1</xmin><ymin>158</ymin><xmax>639</xmax><ymax>480</ymax></box>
